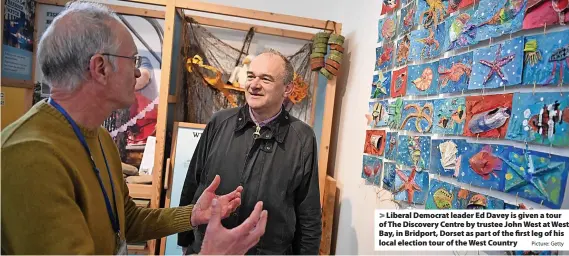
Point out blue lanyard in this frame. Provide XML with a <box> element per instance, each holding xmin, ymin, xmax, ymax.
<box><xmin>48</xmin><ymin>98</ymin><xmax>120</xmax><ymax>236</ymax></box>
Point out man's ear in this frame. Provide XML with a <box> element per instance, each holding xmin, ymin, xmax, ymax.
<box><xmin>284</xmin><ymin>83</ymin><xmax>293</xmax><ymax>97</ymax></box>
<box><xmin>89</xmin><ymin>54</ymin><xmax>109</xmax><ymax>85</ymax></box>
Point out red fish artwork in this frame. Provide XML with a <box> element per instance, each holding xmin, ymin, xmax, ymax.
<box><xmin>468</xmin><ymin>145</ymin><xmax>503</xmax><ymax>180</ymax></box>
<box><xmin>364</xmin><ymin>163</ymin><xmax>382</xmax><ymax>177</ymax></box>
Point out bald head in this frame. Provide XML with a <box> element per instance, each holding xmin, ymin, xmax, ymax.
<box><xmin>38</xmin><ymin>1</ymin><xmax>124</xmax><ymax>91</ymax></box>
<box><xmin>257</xmin><ymin>49</ymin><xmax>294</xmax><ymax>85</ymax></box>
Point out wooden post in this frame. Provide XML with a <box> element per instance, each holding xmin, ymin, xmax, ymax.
<box><xmin>319</xmin><ymin>176</ymin><xmax>337</xmax><ymax>255</ymax></box>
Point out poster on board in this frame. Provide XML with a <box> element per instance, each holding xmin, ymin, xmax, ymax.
<box><xmin>2</xmin><ymin>0</ymin><xmax>35</xmax><ymax>82</ymax></box>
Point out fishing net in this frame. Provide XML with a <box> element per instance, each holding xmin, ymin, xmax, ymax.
<box><xmin>177</xmin><ymin>16</ymin><xmax>316</xmax><ymax>124</ymax></box>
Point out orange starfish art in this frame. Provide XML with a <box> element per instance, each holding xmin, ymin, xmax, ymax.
<box><xmin>395</xmin><ymin>167</ymin><xmax>423</xmax><ymax>204</ymax></box>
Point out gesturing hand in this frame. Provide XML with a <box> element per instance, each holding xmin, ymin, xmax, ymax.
<box><xmin>200</xmin><ymin>199</ymin><xmax>268</xmax><ymax>255</ymax></box>
<box><xmin>191</xmin><ymin>175</ymin><xmax>243</xmax><ymax>226</ymax></box>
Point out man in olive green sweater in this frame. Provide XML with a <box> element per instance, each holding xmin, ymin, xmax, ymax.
<box><xmin>1</xmin><ymin>1</ymin><xmax>267</xmax><ymax>254</ymax></box>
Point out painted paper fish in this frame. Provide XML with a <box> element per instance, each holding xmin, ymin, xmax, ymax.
<box><xmin>468</xmin><ymin>145</ymin><xmax>503</xmax><ymax>180</ymax></box>
<box><xmin>467</xmin><ymin>107</ymin><xmax>511</xmax><ymax>134</ymax></box>
<box><xmin>467</xmin><ymin>194</ymin><xmax>488</xmax><ymax>209</ymax></box>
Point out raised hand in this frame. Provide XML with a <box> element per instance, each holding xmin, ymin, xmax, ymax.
<box><xmin>199</xmin><ymin>199</ymin><xmax>268</xmax><ymax>255</ymax></box>
<box><xmin>191</xmin><ymin>175</ymin><xmax>243</xmax><ymax>226</ymax></box>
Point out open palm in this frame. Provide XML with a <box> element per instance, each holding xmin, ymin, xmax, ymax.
<box><xmin>191</xmin><ymin>175</ymin><xmax>243</xmax><ymax>226</ymax></box>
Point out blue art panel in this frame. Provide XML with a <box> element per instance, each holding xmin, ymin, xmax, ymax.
<box><xmin>506</xmin><ymin>93</ymin><xmax>569</xmax><ymax>147</ymax></box>
<box><xmin>432</xmin><ymin>97</ymin><xmax>466</xmax><ymax>135</ymax></box>
<box><xmin>501</xmin><ymin>149</ymin><xmax>569</xmax><ymax>209</ymax></box>
<box><xmin>470</xmin><ymin>37</ymin><xmax>524</xmax><ymax>90</ymax></box>
<box><xmin>458</xmin><ymin>143</ymin><xmax>510</xmax><ymax>191</ymax></box>
<box><xmin>398</xmin><ymin>3</ymin><xmax>416</xmax><ymax>35</ymax></box>
<box><xmin>396</xmin><ymin>135</ymin><xmax>431</xmax><ymax>170</ymax></box>
<box><xmin>408</xmin><ymin>23</ymin><xmax>446</xmax><ymax>61</ymax></box>
<box><xmin>414</xmin><ymin>0</ymin><xmax>449</xmax><ymax>29</ymax></box>
<box><xmin>438</xmin><ymin>51</ymin><xmax>473</xmax><ymax>94</ymax></box>
<box><xmin>407</xmin><ymin>61</ymin><xmax>439</xmax><ymax>96</ymax></box>
<box><xmin>371</xmin><ymin>70</ymin><xmax>392</xmax><ymax>99</ymax></box>
<box><xmin>394</xmin><ymin>167</ymin><xmax>430</xmax><ymax>204</ymax></box>
<box><xmin>471</xmin><ymin>0</ymin><xmax>526</xmax><ymax>41</ymax></box>
<box><xmin>444</xmin><ymin>9</ymin><xmax>478</xmax><ymax>51</ymax></box>
<box><xmin>395</xmin><ymin>34</ymin><xmax>411</xmax><ymax>67</ymax></box>
<box><xmin>378</xmin><ymin>13</ymin><xmax>398</xmax><ymax>42</ymax></box>
<box><xmin>430</xmin><ymin>139</ymin><xmax>469</xmax><ymax>177</ymax></box>
<box><xmin>367</xmin><ymin>101</ymin><xmax>390</xmax><ymax>128</ymax></box>
<box><xmin>362</xmin><ymin>155</ymin><xmax>383</xmax><ymax>186</ymax></box>
<box><xmin>384</xmin><ymin>132</ymin><xmax>398</xmax><ymax>161</ymax></box>
<box><xmin>375</xmin><ymin>42</ymin><xmax>395</xmax><ymax>71</ymax></box>
<box><xmin>522</xmin><ymin>31</ymin><xmax>569</xmax><ymax>86</ymax></box>
<box><xmin>383</xmin><ymin>162</ymin><xmax>397</xmax><ymax>191</ymax></box>
<box><xmin>452</xmin><ymin>188</ymin><xmax>505</xmax><ymax>209</ymax></box>
<box><xmin>399</xmin><ymin>100</ymin><xmax>435</xmax><ymax>133</ymax></box>
<box><xmin>425</xmin><ymin>179</ymin><xmax>458</xmax><ymax>209</ymax></box>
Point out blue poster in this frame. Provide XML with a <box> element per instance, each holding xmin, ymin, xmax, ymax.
<box><xmin>2</xmin><ymin>0</ymin><xmax>35</xmax><ymax>81</ymax></box>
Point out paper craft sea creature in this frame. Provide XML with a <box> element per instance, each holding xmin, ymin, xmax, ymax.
<box><xmin>426</xmin><ymin>179</ymin><xmax>457</xmax><ymax>209</ymax></box>
<box><xmin>470</xmin><ymin>37</ymin><xmax>524</xmax><ymax>90</ymax></box>
<box><xmin>458</xmin><ymin>143</ymin><xmax>509</xmax><ymax>190</ymax></box>
<box><xmin>506</xmin><ymin>93</ymin><xmax>569</xmax><ymax>147</ymax></box>
<box><xmin>375</xmin><ymin>42</ymin><xmax>395</xmax><ymax>71</ymax></box>
<box><xmin>523</xmin><ymin>0</ymin><xmax>569</xmax><ymax>29</ymax></box>
<box><xmin>384</xmin><ymin>132</ymin><xmax>398</xmax><ymax>161</ymax></box>
<box><xmin>364</xmin><ymin>130</ymin><xmax>387</xmax><ymax>156</ymax></box>
<box><xmin>399</xmin><ymin>4</ymin><xmax>417</xmax><ymax>35</ymax></box>
<box><xmin>382</xmin><ymin>0</ymin><xmax>401</xmax><ymax>15</ymax></box>
<box><xmin>400</xmin><ymin>100</ymin><xmax>434</xmax><ymax>133</ymax></box>
<box><xmin>522</xmin><ymin>31</ymin><xmax>569</xmax><ymax>86</ymax></box>
<box><xmin>409</xmin><ymin>24</ymin><xmax>446</xmax><ymax>61</ymax></box>
<box><xmin>453</xmin><ymin>188</ymin><xmax>505</xmax><ymax>209</ymax></box>
<box><xmin>388</xmin><ymin>98</ymin><xmax>404</xmax><ymax>129</ymax></box>
<box><xmin>394</xmin><ymin>167</ymin><xmax>430</xmax><ymax>204</ymax></box>
<box><xmin>396</xmin><ymin>35</ymin><xmax>411</xmax><ymax>67</ymax></box>
<box><xmin>433</xmin><ymin>97</ymin><xmax>466</xmax><ymax>135</ymax></box>
<box><xmin>430</xmin><ymin>139</ymin><xmax>468</xmax><ymax>177</ymax></box>
<box><xmin>464</xmin><ymin>94</ymin><xmax>514</xmax><ymax>138</ymax></box>
<box><xmin>362</xmin><ymin>155</ymin><xmax>383</xmax><ymax>185</ymax></box>
<box><xmin>500</xmin><ymin>148</ymin><xmax>569</xmax><ymax>209</ymax></box>
<box><xmin>396</xmin><ymin>135</ymin><xmax>431</xmax><ymax>170</ymax></box>
<box><xmin>438</xmin><ymin>52</ymin><xmax>473</xmax><ymax>93</ymax></box>
<box><xmin>371</xmin><ymin>71</ymin><xmax>392</xmax><ymax>99</ymax></box>
<box><xmin>378</xmin><ymin>13</ymin><xmax>399</xmax><ymax>42</ymax></box>
<box><xmin>390</xmin><ymin>66</ymin><xmax>408</xmax><ymax>98</ymax></box>
<box><xmin>366</xmin><ymin>101</ymin><xmax>390</xmax><ymax>128</ymax></box>
<box><xmin>444</xmin><ymin>9</ymin><xmax>478</xmax><ymax>51</ymax></box>
<box><xmin>187</xmin><ymin>55</ymin><xmax>238</xmax><ymax>107</ymax></box>
<box><xmin>471</xmin><ymin>0</ymin><xmax>527</xmax><ymax>41</ymax></box>
<box><xmin>383</xmin><ymin>162</ymin><xmax>397</xmax><ymax>191</ymax></box>
<box><xmin>415</xmin><ymin>0</ymin><xmax>450</xmax><ymax>28</ymax></box>
<box><xmin>407</xmin><ymin>62</ymin><xmax>439</xmax><ymax>96</ymax></box>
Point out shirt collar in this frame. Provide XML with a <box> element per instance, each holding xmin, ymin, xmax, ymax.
<box><xmin>249</xmin><ymin>106</ymin><xmax>282</xmax><ymax>127</ymax></box>
<box><xmin>235</xmin><ymin>104</ymin><xmax>290</xmax><ymax>143</ymax></box>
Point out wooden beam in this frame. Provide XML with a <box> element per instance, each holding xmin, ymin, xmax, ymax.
<box><xmin>127</xmin><ymin>184</ymin><xmax>153</xmax><ymax>199</ymax></box>
<box><xmin>318</xmin><ymin>76</ymin><xmax>337</xmax><ymax>204</ymax></box>
<box><xmin>35</xmin><ymin>0</ymin><xmax>165</xmax><ymax>18</ymax></box>
<box><xmin>319</xmin><ymin>176</ymin><xmax>336</xmax><ymax>255</ymax></box>
<box><xmin>1</xmin><ymin>79</ymin><xmax>35</xmax><ymax>89</ymax></box>
<box><xmin>124</xmin><ymin>0</ymin><xmax>167</xmax><ymax>6</ymax></box>
<box><xmin>187</xmin><ymin>15</ymin><xmax>314</xmax><ymax>41</ymax></box>
<box><xmin>175</xmin><ymin>0</ymin><xmax>340</xmax><ymax>31</ymax></box>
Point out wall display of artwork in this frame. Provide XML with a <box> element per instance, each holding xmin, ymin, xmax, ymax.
<box><xmin>362</xmin><ymin>155</ymin><xmax>383</xmax><ymax>186</ymax></box>
<box><xmin>368</xmin><ymin>0</ymin><xmax>569</xmax><ymax>210</ymax></box>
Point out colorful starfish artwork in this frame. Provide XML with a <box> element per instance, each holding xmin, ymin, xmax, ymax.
<box><xmin>394</xmin><ymin>167</ymin><xmax>429</xmax><ymax>204</ymax></box>
<box><xmin>470</xmin><ymin>37</ymin><xmax>524</xmax><ymax>89</ymax></box>
<box><xmin>479</xmin><ymin>44</ymin><xmax>515</xmax><ymax>85</ymax></box>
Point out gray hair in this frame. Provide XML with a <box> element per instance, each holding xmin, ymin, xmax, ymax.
<box><xmin>38</xmin><ymin>1</ymin><xmax>122</xmax><ymax>91</ymax></box>
<box><xmin>259</xmin><ymin>49</ymin><xmax>294</xmax><ymax>85</ymax></box>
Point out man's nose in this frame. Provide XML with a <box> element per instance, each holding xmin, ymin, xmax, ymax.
<box><xmin>135</xmin><ymin>68</ymin><xmax>141</xmax><ymax>78</ymax></box>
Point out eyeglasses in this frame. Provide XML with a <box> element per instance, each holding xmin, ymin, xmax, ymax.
<box><xmin>101</xmin><ymin>53</ymin><xmax>142</xmax><ymax>68</ymax></box>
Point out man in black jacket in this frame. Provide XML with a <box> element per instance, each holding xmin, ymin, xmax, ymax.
<box><xmin>178</xmin><ymin>49</ymin><xmax>322</xmax><ymax>255</ymax></box>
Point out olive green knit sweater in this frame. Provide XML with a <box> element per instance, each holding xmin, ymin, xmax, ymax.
<box><xmin>1</xmin><ymin>100</ymin><xmax>193</xmax><ymax>254</ymax></box>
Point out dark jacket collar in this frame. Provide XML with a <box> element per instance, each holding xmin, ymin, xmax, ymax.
<box><xmin>235</xmin><ymin>104</ymin><xmax>290</xmax><ymax>143</ymax></box>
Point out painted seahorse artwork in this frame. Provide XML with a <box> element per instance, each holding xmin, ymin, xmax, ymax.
<box><xmin>469</xmin><ymin>37</ymin><xmax>524</xmax><ymax>90</ymax></box>
<box><xmin>362</xmin><ymin>155</ymin><xmax>383</xmax><ymax>186</ymax></box>
<box><xmin>464</xmin><ymin>93</ymin><xmax>514</xmax><ymax>138</ymax></box>
<box><xmin>432</xmin><ymin>97</ymin><xmax>466</xmax><ymax>135</ymax></box>
<box><xmin>407</xmin><ymin>61</ymin><xmax>440</xmax><ymax>96</ymax></box>
<box><xmin>444</xmin><ymin>9</ymin><xmax>479</xmax><ymax>51</ymax></box>
<box><xmin>438</xmin><ymin>52</ymin><xmax>473</xmax><ymax>93</ymax></box>
<box><xmin>400</xmin><ymin>100</ymin><xmax>435</xmax><ymax>133</ymax></box>
<box><xmin>371</xmin><ymin>70</ymin><xmax>392</xmax><ymax>99</ymax></box>
<box><xmin>366</xmin><ymin>100</ymin><xmax>390</xmax><ymax>128</ymax></box>
<box><xmin>426</xmin><ymin>179</ymin><xmax>458</xmax><ymax>209</ymax></box>
<box><xmin>430</xmin><ymin>139</ymin><xmax>469</xmax><ymax>177</ymax></box>
<box><xmin>383</xmin><ymin>162</ymin><xmax>397</xmax><ymax>191</ymax></box>
<box><xmin>388</xmin><ymin>98</ymin><xmax>404</xmax><ymax>129</ymax></box>
<box><xmin>409</xmin><ymin>24</ymin><xmax>446</xmax><ymax>61</ymax></box>
<box><xmin>415</xmin><ymin>0</ymin><xmax>450</xmax><ymax>28</ymax></box>
<box><xmin>523</xmin><ymin>0</ymin><xmax>569</xmax><ymax>29</ymax></box>
<box><xmin>452</xmin><ymin>188</ymin><xmax>505</xmax><ymax>209</ymax></box>
<box><xmin>471</xmin><ymin>0</ymin><xmax>527</xmax><ymax>41</ymax></box>
<box><xmin>375</xmin><ymin>42</ymin><xmax>395</xmax><ymax>71</ymax></box>
<box><xmin>384</xmin><ymin>132</ymin><xmax>398</xmax><ymax>161</ymax></box>
<box><xmin>458</xmin><ymin>143</ymin><xmax>510</xmax><ymax>191</ymax></box>
<box><xmin>396</xmin><ymin>135</ymin><xmax>432</xmax><ymax>171</ymax></box>
<box><xmin>506</xmin><ymin>92</ymin><xmax>569</xmax><ymax>147</ymax></box>
<box><xmin>399</xmin><ymin>3</ymin><xmax>417</xmax><ymax>35</ymax></box>
<box><xmin>382</xmin><ymin>0</ymin><xmax>401</xmax><ymax>15</ymax></box>
<box><xmin>394</xmin><ymin>166</ymin><xmax>430</xmax><ymax>204</ymax></box>
<box><xmin>522</xmin><ymin>31</ymin><xmax>569</xmax><ymax>86</ymax></box>
<box><xmin>500</xmin><ymin>147</ymin><xmax>569</xmax><ymax>209</ymax></box>
<box><xmin>396</xmin><ymin>35</ymin><xmax>411</xmax><ymax>67</ymax></box>
<box><xmin>390</xmin><ymin>66</ymin><xmax>408</xmax><ymax>98</ymax></box>
<box><xmin>364</xmin><ymin>130</ymin><xmax>387</xmax><ymax>156</ymax></box>
<box><xmin>377</xmin><ymin>13</ymin><xmax>399</xmax><ymax>42</ymax></box>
